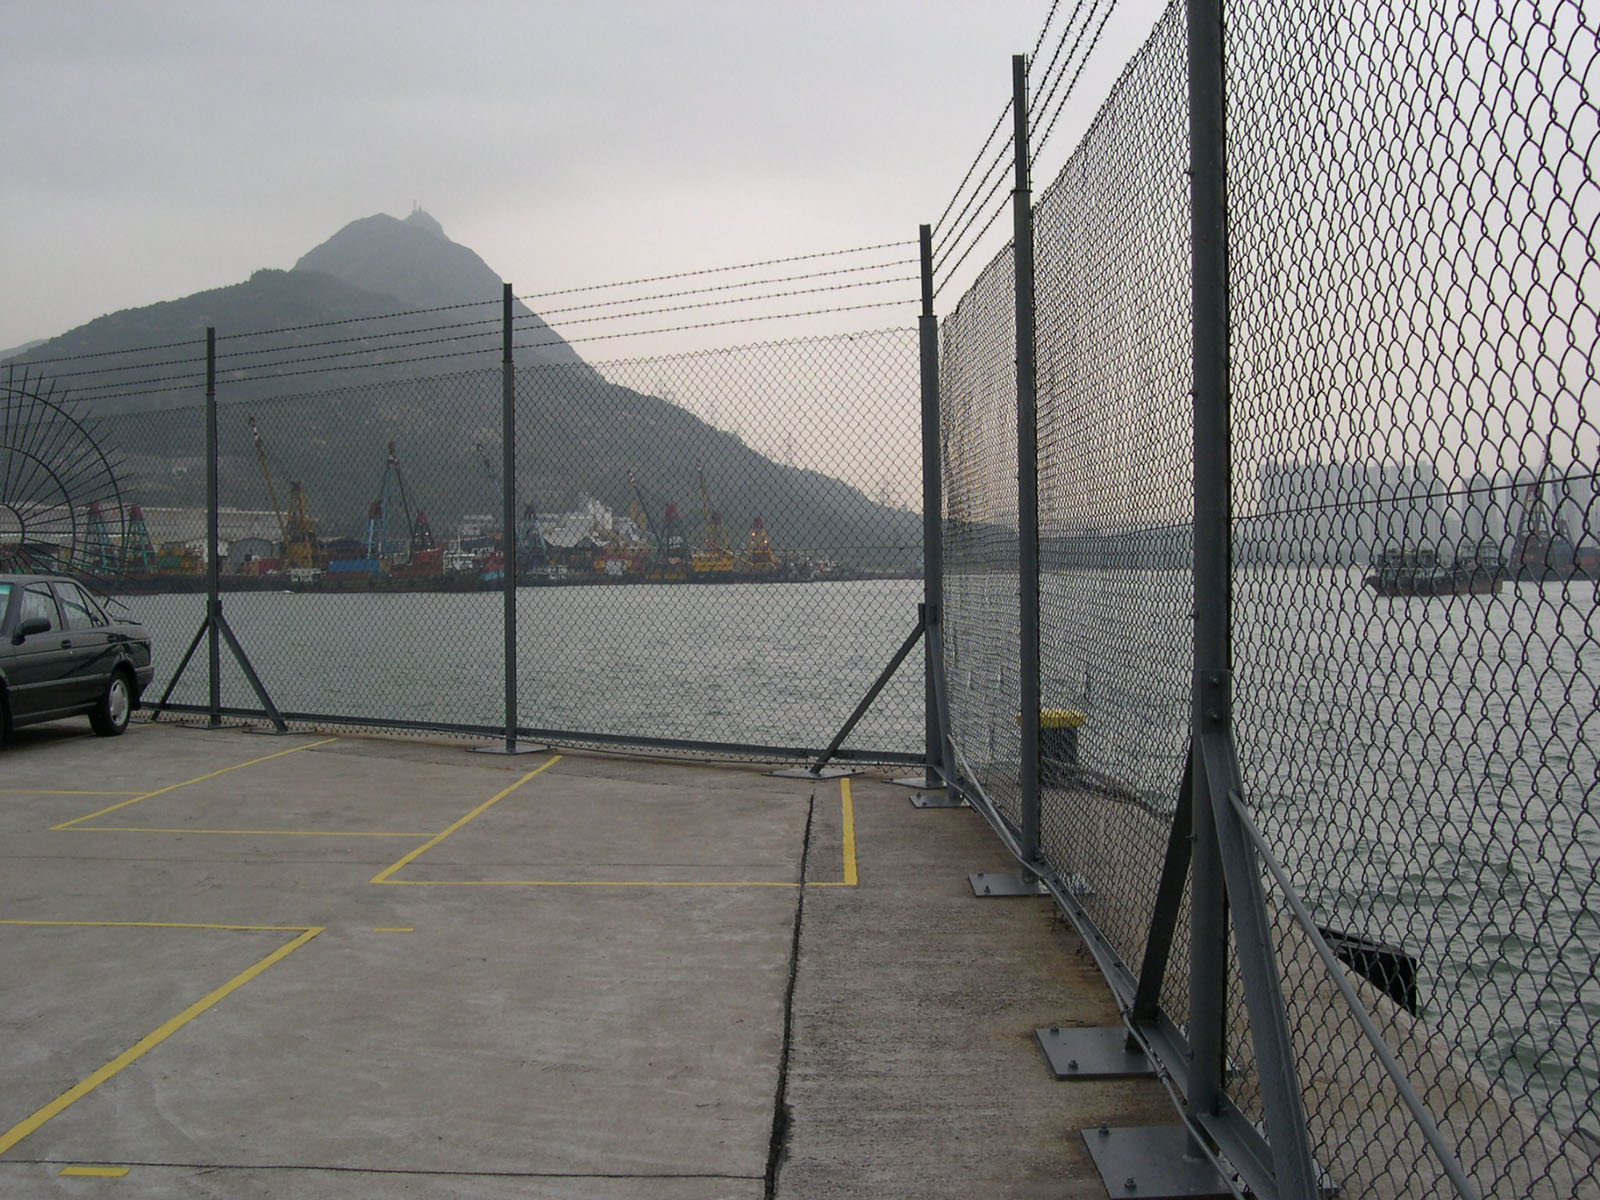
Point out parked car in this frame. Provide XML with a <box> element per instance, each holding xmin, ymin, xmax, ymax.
<box><xmin>0</xmin><ymin>574</ymin><xmax>154</xmax><ymax>741</ymax></box>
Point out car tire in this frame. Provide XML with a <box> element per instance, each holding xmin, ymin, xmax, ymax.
<box><xmin>90</xmin><ymin>669</ymin><xmax>133</xmax><ymax>737</ymax></box>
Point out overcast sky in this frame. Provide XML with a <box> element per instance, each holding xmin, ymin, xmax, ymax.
<box><xmin>2</xmin><ymin>0</ymin><xmax>1166</xmax><ymax>357</ymax></box>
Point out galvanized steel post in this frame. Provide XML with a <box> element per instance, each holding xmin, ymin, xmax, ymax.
<box><xmin>1012</xmin><ymin>54</ymin><xmax>1042</xmax><ymax>862</ymax></box>
<box><xmin>205</xmin><ymin>327</ymin><xmax>221</xmax><ymax>726</ymax></box>
<box><xmin>1186</xmin><ymin>0</ymin><xmax>1318</xmax><ymax>1192</ymax></box>
<box><xmin>1187</xmin><ymin>0</ymin><xmax>1238</xmax><ymax>1128</ymax></box>
<box><xmin>919</xmin><ymin>224</ymin><xmax>945</xmax><ymax>785</ymax></box>
<box><xmin>501</xmin><ymin>283</ymin><xmax>518</xmax><ymax>752</ymax></box>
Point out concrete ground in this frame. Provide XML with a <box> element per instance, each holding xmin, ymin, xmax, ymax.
<box><xmin>0</xmin><ymin>718</ymin><xmax>1172</xmax><ymax>1198</ymax></box>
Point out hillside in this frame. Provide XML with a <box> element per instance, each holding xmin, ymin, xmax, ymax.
<box><xmin>2</xmin><ymin>212</ymin><xmax>920</xmax><ymax>571</ymax></box>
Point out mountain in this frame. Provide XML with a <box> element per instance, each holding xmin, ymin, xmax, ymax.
<box><xmin>293</xmin><ymin>209</ymin><xmax>582</xmax><ymax>367</ymax></box>
<box><xmin>2</xmin><ymin>213</ymin><xmax>920</xmax><ymax>571</ymax></box>
<box><xmin>4</xmin><ymin>209</ymin><xmax>582</xmax><ymax>407</ymax></box>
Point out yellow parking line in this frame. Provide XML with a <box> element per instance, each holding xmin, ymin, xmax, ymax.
<box><xmin>0</xmin><ymin>790</ymin><xmax>142</xmax><ymax>797</ymax></box>
<box><xmin>59</xmin><ymin>1166</ymin><xmax>131</xmax><ymax>1178</ymax></box>
<box><xmin>377</xmin><ymin>776</ymin><xmax>860</xmax><ymax>888</ymax></box>
<box><xmin>808</xmin><ymin>778</ymin><xmax>859</xmax><ymax>887</ymax></box>
<box><xmin>51</xmin><ymin>738</ymin><xmax>339</xmax><ymax>831</ymax></box>
<box><xmin>67</xmin><ymin>826</ymin><xmax>431</xmax><ymax>838</ymax></box>
<box><xmin>0</xmin><ymin>919</ymin><xmax>312</xmax><ymax>932</ymax></box>
<box><xmin>382</xmin><ymin>877</ymin><xmax>803</xmax><ymax>887</ymax></box>
<box><xmin>369</xmin><ymin>756</ymin><xmax>561</xmax><ymax>884</ymax></box>
<box><xmin>0</xmin><ymin>925</ymin><xmax>322</xmax><ymax>1155</ymax></box>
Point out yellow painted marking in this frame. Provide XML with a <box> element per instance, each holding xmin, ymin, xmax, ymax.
<box><xmin>372</xmin><ymin>927</ymin><xmax>414</xmax><ymax>933</ymax></box>
<box><xmin>381</xmin><ymin>878</ymin><xmax>803</xmax><ymax>887</ymax></box>
<box><xmin>0</xmin><ymin>790</ymin><xmax>141</xmax><ymax>797</ymax></box>
<box><xmin>0</xmin><ymin>919</ymin><xmax>311</xmax><ymax>932</ymax></box>
<box><xmin>369</xmin><ymin>756</ymin><xmax>561</xmax><ymax>884</ymax></box>
<box><xmin>59</xmin><ymin>1166</ymin><xmax>131</xmax><ymax>1178</ymax></box>
<box><xmin>52</xmin><ymin>738</ymin><xmax>338</xmax><ymax>830</ymax></box>
<box><xmin>67</xmin><ymin>826</ymin><xmax>430</xmax><ymax>838</ymax></box>
<box><xmin>373</xmin><ymin>764</ymin><xmax>861</xmax><ymax>889</ymax></box>
<box><xmin>838</xmin><ymin>778</ymin><xmax>858</xmax><ymax>886</ymax></box>
<box><xmin>0</xmin><ymin>926</ymin><xmax>322</xmax><ymax>1155</ymax></box>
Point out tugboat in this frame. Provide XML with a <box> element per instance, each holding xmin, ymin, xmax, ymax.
<box><xmin>1366</xmin><ymin>541</ymin><xmax>1504</xmax><ymax>596</ymax></box>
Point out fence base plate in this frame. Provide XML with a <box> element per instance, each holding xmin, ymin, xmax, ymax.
<box><xmin>1037</xmin><ymin>1025</ymin><xmax>1155</xmax><ymax>1080</ymax></box>
<box><xmin>1081</xmin><ymin>1126</ymin><xmax>1232</xmax><ymax>1199</ymax></box>
<box><xmin>969</xmin><ymin>870</ymin><xmax>1048</xmax><ymax>896</ymax></box>
<box><xmin>769</xmin><ymin>766</ymin><xmax>860</xmax><ymax>779</ymax></box>
<box><xmin>474</xmin><ymin>741</ymin><xmax>548</xmax><ymax>756</ymax></box>
<box><xmin>910</xmin><ymin>791</ymin><xmax>969</xmax><ymax>808</ymax></box>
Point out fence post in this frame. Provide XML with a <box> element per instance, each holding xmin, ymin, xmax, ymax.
<box><xmin>915</xmin><ymin>224</ymin><xmax>947</xmax><ymax>789</ymax></box>
<box><xmin>1012</xmin><ymin>54</ymin><xmax>1042</xmax><ymax>863</ymax></box>
<box><xmin>478</xmin><ymin>283</ymin><xmax>544</xmax><ymax>756</ymax></box>
<box><xmin>205</xmin><ymin>327</ymin><xmax>221</xmax><ymax>727</ymax></box>
<box><xmin>1185</xmin><ymin>0</ymin><xmax>1318</xmax><ymax>1192</ymax></box>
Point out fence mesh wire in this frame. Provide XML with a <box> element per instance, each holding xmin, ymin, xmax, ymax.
<box><xmin>15</xmin><ymin>326</ymin><xmax>922</xmax><ymax>762</ymax></box>
<box><xmin>941</xmin><ymin>245</ymin><xmax>1023</xmax><ymax>829</ymax></box>
<box><xmin>1032</xmin><ymin>2</ymin><xmax>1195</xmax><ymax>1022</ymax></box>
<box><xmin>1227</xmin><ymin>0</ymin><xmax>1600</xmax><ymax>1193</ymax></box>
<box><xmin>940</xmin><ymin>0</ymin><xmax>1600</xmax><ymax>1194</ymax></box>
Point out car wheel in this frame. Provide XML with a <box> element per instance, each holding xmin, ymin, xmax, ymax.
<box><xmin>90</xmin><ymin>670</ymin><xmax>133</xmax><ymax>737</ymax></box>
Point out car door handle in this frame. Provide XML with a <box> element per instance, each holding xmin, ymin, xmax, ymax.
<box><xmin>59</xmin><ymin>639</ymin><xmax>72</xmax><ymax>649</ymax></box>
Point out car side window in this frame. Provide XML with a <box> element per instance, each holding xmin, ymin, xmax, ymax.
<box><xmin>20</xmin><ymin>585</ymin><xmax>59</xmax><ymax>632</ymax></box>
<box><xmin>54</xmin><ymin>582</ymin><xmax>106</xmax><ymax>630</ymax></box>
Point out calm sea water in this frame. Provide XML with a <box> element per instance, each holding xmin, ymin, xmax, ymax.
<box><xmin>119</xmin><ymin>568</ymin><xmax>1598</xmax><ymax>1133</ymax></box>
<box><xmin>126</xmin><ymin>577</ymin><xmax>928</xmax><ymax>757</ymax></box>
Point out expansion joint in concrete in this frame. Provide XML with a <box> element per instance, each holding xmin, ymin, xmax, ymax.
<box><xmin>765</xmin><ymin>790</ymin><xmax>816</xmax><ymax>1200</ymax></box>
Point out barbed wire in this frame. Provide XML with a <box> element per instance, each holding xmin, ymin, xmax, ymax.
<box><xmin>933</xmin><ymin>194</ymin><xmax>1013</xmax><ymax>299</ymax></box>
<box><xmin>932</xmin><ymin>98</ymin><xmax>1015</xmax><ymax>243</ymax></box>
<box><xmin>515</xmin><ymin>240</ymin><xmax>916</xmax><ymax>303</ymax></box>
<box><xmin>65</xmin><ymin>298</ymin><xmax>919</xmax><ymax>405</ymax></box>
<box><xmin>1028</xmin><ymin>0</ymin><xmax>1098</xmax><ymax>124</ymax></box>
<box><xmin>531</xmin><ymin>257</ymin><xmax>917</xmax><ymax>319</ymax></box>
<box><xmin>1033</xmin><ymin>0</ymin><xmax>1120</xmax><ymax>164</ymax></box>
<box><xmin>4</xmin><ymin>336</ymin><xmax>206</xmax><ymax>368</ymax></box>
<box><xmin>515</xmin><ymin>274</ymin><xmax>916</xmax><ymax>332</ymax></box>
<box><xmin>1031</xmin><ymin>0</ymin><xmax>1065</xmax><ymax>61</ymax></box>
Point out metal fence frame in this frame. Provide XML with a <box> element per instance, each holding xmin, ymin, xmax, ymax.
<box><xmin>54</xmin><ymin>313</ymin><xmax>931</xmax><ymax>770</ymax></box>
<box><xmin>929</xmin><ymin>0</ymin><xmax>1596</xmax><ymax>1196</ymax></box>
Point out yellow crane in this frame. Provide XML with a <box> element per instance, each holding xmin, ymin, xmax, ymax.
<box><xmin>249</xmin><ymin>416</ymin><xmax>289</xmax><ymax>552</ymax></box>
<box><xmin>248</xmin><ymin>416</ymin><xmax>321</xmax><ymax>569</ymax></box>
<box><xmin>692</xmin><ymin>461</ymin><xmax>736</xmax><ymax>576</ymax></box>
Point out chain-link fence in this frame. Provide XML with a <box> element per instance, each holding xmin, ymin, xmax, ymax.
<box><xmin>939</xmin><ymin>0</ymin><xmax>1599</xmax><ymax>1196</ymax></box>
<box><xmin>4</xmin><ymin>319</ymin><xmax>923</xmax><ymax>764</ymax></box>
<box><xmin>1226</xmin><ymin>0</ymin><xmax>1600</xmax><ymax>1193</ymax></box>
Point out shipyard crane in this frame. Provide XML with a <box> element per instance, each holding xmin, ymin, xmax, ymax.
<box><xmin>693</xmin><ymin>461</ymin><xmax>735</xmax><ymax>576</ymax></box>
<box><xmin>248</xmin><ymin>416</ymin><xmax>290</xmax><ymax>553</ymax></box>
<box><xmin>364</xmin><ymin>441</ymin><xmax>418</xmax><ymax>563</ymax></box>
<box><xmin>473</xmin><ymin>442</ymin><xmax>547</xmax><ymax>564</ymax></box>
<box><xmin>628</xmin><ymin>470</ymin><xmax>665</xmax><ymax>559</ymax></box>
<box><xmin>282</xmin><ymin>482</ymin><xmax>321</xmax><ymax>569</ymax></box>
<box><xmin>1512</xmin><ymin>458</ymin><xmax>1579</xmax><ymax>578</ymax></box>
<box><xmin>249</xmin><ymin>416</ymin><xmax>322</xmax><ymax>569</ymax></box>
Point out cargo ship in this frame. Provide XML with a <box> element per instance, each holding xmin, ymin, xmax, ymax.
<box><xmin>1366</xmin><ymin>542</ymin><xmax>1504</xmax><ymax>596</ymax></box>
